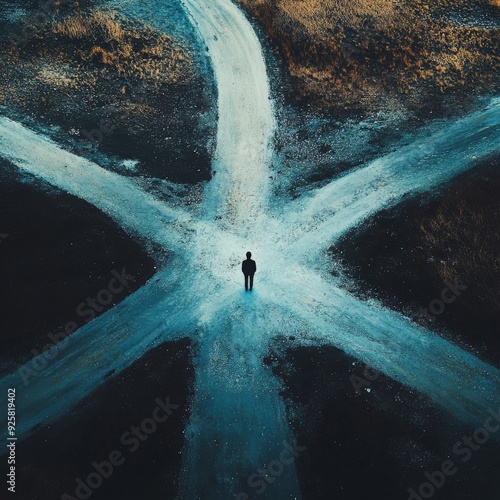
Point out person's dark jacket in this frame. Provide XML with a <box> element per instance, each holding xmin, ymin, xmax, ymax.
<box><xmin>242</xmin><ymin>259</ymin><xmax>256</xmax><ymax>275</ymax></box>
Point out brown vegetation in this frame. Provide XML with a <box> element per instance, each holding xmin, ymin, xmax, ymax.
<box><xmin>0</xmin><ymin>7</ymin><xmax>193</xmax><ymax>119</ymax></box>
<box><xmin>47</xmin><ymin>9</ymin><xmax>191</xmax><ymax>83</ymax></box>
<box><xmin>2</xmin><ymin>8</ymin><xmax>192</xmax><ymax>88</ymax></box>
<box><xmin>419</xmin><ymin>175</ymin><xmax>500</xmax><ymax>313</ymax></box>
<box><xmin>0</xmin><ymin>5</ymin><xmax>212</xmax><ymax>182</ymax></box>
<box><xmin>237</xmin><ymin>0</ymin><xmax>500</xmax><ymax>113</ymax></box>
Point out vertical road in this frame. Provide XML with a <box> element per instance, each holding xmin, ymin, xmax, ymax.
<box><xmin>178</xmin><ymin>1</ymin><xmax>300</xmax><ymax>498</ymax></box>
<box><xmin>178</xmin><ymin>298</ymin><xmax>301</xmax><ymax>500</ymax></box>
<box><xmin>181</xmin><ymin>0</ymin><xmax>275</xmax><ymax>234</ymax></box>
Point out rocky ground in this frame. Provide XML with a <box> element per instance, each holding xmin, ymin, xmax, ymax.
<box><xmin>0</xmin><ymin>0</ymin><xmax>215</xmax><ymax>183</ymax></box>
<box><xmin>267</xmin><ymin>343</ymin><xmax>500</xmax><ymax>500</ymax></box>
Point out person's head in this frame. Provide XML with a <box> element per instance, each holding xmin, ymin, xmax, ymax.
<box><xmin>246</xmin><ymin>251</ymin><xmax>252</xmax><ymax>259</ymax></box>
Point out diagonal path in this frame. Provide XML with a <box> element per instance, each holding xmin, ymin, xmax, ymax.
<box><xmin>0</xmin><ymin>117</ymin><xmax>192</xmax><ymax>252</ymax></box>
<box><xmin>271</xmin><ymin>266</ymin><xmax>500</xmax><ymax>428</ymax></box>
<box><xmin>2</xmin><ymin>258</ymin><xmax>197</xmax><ymax>438</ymax></box>
<box><xmin>0</xmin><ymin>1</ymin><xmax>499</xmax><ymax>499</ymax></box>
<box><xmin>285</xmin><ymin>98</ymin><xmax>500</xmax><ymax>258</ymax></box>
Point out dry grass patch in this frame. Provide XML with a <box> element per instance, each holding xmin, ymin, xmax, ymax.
<box><xmin>278</xmin><ymin>0</ymin><xmax>397</xmax><ymax>33</ymax></box>
<box><xmin>52</xmin><ymin>9</ymin><xmax>126</xmax><ymax>41</ymax></box>
<box><xmin>0</xmin><ymin>3</ymin><xmax>212</xmax><ymax>184</ymax></box>
<box><xmin>238</xmin><ymin>0</ymin><xmax>500</xmax><ymax>112</ymax></box>
<box><xmin>48</xmin><ymin>8</ymin><xmax>192</xmax><ymax>84</ymax></box>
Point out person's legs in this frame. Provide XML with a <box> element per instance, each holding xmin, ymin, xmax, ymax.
<box><xmin>249</xmin><ymin>273</ymin><xmax>254</xmax><ymax>291</ymax></box>
<box><xmin>244</xmin><ymin>274</ymin><xmax>249</xmax><ymax>290</ymax></box>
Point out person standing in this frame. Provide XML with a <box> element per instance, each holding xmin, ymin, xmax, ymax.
<box><xmin>242</xmin><ymin>252</ymin><xmax>256</xmax><ymax>291</ymax></box>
